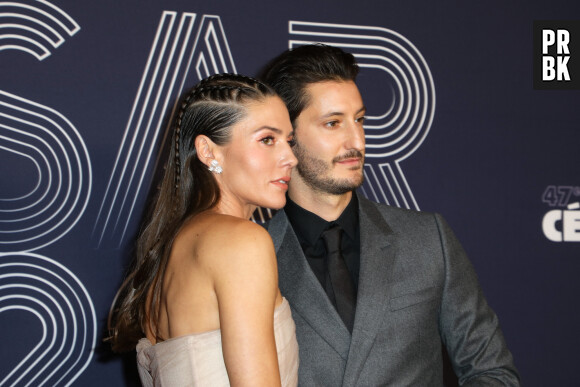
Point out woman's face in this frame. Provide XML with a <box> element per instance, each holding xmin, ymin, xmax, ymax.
<box><xmin>214</xmin><ymin>96</ymin><xmax>297</xmax><ymax>218</ymax></box>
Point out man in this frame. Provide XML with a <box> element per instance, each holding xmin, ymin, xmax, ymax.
<box><xmin>261</xmin><ymin>44</ymin><xmax>520</xmax><ymax>386</ymax></box>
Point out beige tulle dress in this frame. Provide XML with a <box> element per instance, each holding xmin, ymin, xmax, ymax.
<box><xmin>136</xmin><ymin>298</ymin><xmax>298</xmax><ymax>386</ymax></box>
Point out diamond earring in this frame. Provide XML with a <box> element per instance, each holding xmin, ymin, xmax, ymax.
<box><xmin>208</xmin><ymin>159</ymin><xmax>223</xmax><ymax>174</ymax></box>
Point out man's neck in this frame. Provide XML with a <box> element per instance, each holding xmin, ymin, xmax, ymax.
<box><xmin>288</xmin><ymin>180</ymin><xmax>353</xmax><ymax>222</ymax></box>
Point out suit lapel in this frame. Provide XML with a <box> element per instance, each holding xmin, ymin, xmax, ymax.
<box><xmin>269</xmin><ymin>210</ymin><xmax>351</xmax><ymax>359</ymax></box>
<box><xmin>343</xmin><ymin>198</ymin><xmax>397</xmax><ymax>385</ymax></box>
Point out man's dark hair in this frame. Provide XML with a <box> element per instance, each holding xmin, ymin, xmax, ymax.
<box><xmin>260</xmin><ymin>44</ymin><xmax>359</xmax><ymax>125</ymax></box>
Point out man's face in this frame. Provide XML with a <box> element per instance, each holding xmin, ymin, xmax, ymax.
<box><xmin>292</xmin><ymin>80</ymin><xmax>366</xmax><ymax>195</ymax></box>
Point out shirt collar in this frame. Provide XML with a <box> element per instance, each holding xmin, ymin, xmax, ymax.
<box><xmin>284</xmin><ymin>193</ymin><xmax>359</xmax><ymax>247</ymax></box>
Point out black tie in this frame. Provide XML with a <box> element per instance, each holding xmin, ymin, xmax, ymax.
<box><xmin>321</xmin><ymin>225</ymin><xmax>356</xmax><ymax>332</ymax></box>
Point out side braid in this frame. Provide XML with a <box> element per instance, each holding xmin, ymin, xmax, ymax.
<box><xmin>189</xmin><ymin>73</ymin><xmax>272</xmax><ymax>103</ymax></box>
<box><xmin>173</xmin><ymin>88</ymin><xmax>197</xmax><ymax>198</ymax></box>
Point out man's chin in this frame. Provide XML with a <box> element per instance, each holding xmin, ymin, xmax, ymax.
<box><xmin>336</xmin><ymin>172</ymin><xmax>364</xmax><ymax>188</ymax></box>
<box><xmin>327</xmin><ymin>177</ymin><xmax>364</xmax><ymax>195</ymax></box>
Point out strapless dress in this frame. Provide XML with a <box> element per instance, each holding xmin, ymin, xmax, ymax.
<box><xmin>136</xmin><ymin>297</ymin><xmax>298</xmax><ymax>386</ymax></box>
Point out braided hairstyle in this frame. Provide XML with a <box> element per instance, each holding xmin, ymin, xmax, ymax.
<box><xmin>108</xmin><ymin>73</ymin><xmax>277</xmax><ymax>352</ymax></box>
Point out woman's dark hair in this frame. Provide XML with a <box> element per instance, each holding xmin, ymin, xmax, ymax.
<box><xmin>107</xmin><ymin>73</ymin><xmax>277</xmax><ymax>352</ymax></box>
<box><xmin>260</xmin><ymin>44</ymin><xmax>359</xmax><ymax>125</ymax></box>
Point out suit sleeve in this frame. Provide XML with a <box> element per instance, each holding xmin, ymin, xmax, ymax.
<box><xmin>434</xmin><ymin>214</ymin><xmax>521</xmax><ymax>386</ymax></box>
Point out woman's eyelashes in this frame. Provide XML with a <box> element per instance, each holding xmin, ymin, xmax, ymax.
<box><xmin>259</xmin><ymin>134</ymin><xmax>295</xmax><ymax>147</ymax></box>
<box><xmin>324</xmin><ymin>120</ymin><xmax>339</xmax><ymax>128</ymax></box>
<box><xmin>260</xmin><ymin>136</ymin><xmax>275</xmax><ymax>145</ymax></box>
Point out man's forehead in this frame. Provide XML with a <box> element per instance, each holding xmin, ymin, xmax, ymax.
<box><xmin>303</xmin><ymin>80</ymin><xmax>364</xmax><ymax>112</ymax></box>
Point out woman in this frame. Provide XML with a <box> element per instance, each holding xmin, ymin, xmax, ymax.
<box><xmin>108</xmin><ymin>74</ymin><xmax>299</xmax><ymax>386</ymax></box>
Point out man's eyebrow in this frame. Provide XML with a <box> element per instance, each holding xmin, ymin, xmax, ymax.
<box><xmin>321</xmin><ymin>111</ymin><xmax>344</xmax><ymax>119</ymax></box>
<box><xmin>321</xmin><ymin>106</ymin><xmax>366</xmax><ymax>119</ymax></box>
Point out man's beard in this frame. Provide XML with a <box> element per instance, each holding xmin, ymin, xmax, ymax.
<box><xmin>293</xmin><ymin>139</ymin><xmax>364</xmax><ymax>195</ymax></box>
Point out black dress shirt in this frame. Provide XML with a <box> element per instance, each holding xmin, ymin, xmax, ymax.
<box><xmin>284</xmin><ymin>194</ymin><xmax>361</xmax><ymax>296</ymax></box>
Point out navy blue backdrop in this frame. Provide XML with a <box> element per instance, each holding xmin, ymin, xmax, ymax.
<box><xmin>1</xmin><ymin>1</ymin><xmax>578</xmax><ymax>385</ymax></box>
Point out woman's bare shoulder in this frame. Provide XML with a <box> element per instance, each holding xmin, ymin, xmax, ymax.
<box><xmin>177</xmin><ymin>212</ymin><xmax>274</xmax><ymax>265</ymax></box>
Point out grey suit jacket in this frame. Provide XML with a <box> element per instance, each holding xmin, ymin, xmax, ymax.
<box><xmin>268</xmin><ymin>196</ymin><xmax>520</xmax><ymax>386</ymax></box>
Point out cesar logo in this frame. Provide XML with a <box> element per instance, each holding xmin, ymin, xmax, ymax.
<box><xmin>543</xmin><ymin>202</ymin><xmax>580</xmax><ymax>242</ymax></box>
<box><xmin>542</xmin><ymin>29</ymin><xmax>571</xmax><ymax>81</ymax></box>
<box><xmin>541</xmin><ymin>186</ymin><xmax>580</xmax><ymax>243</ymax></box>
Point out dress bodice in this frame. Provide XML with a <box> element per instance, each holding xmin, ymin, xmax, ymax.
<box><xmin>136</xmin><ymin>297</ymin><xmax>298</xmax><ymax>386</ymax></box>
